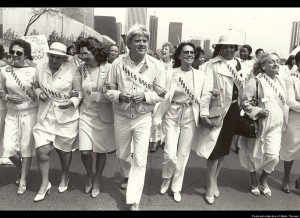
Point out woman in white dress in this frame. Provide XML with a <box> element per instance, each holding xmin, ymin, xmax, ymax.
<box><xmin>32</xmin><ymin>42</ymin><xmax>82</xmax><ymax>201</ymax></box>
<box><xmin>74</xmin><ymin>37</ymin><xmax>116</xmax><ymax>198</ymax></box>
<box><xmin>0</xmin><ymin>39</ymin><xmax>38</xmax><ymax>195</ymax></box>
<box><xmin>239</xmin><ymin>51</ymin><xmax>288</xmax><ymax>197</ymax></box>
<box><xmin>280</xmin><ymin>51</ymin><xmax>300</xmax><ymax>193</ymax></box>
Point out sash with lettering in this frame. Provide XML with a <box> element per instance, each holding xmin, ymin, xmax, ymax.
<box><xmin>173</xmin><ymin>69</ymin><xmax>200</xmax><ymax>109</ymax></box>
<box><xmin>224</xmin><ymin>58</ymin><xmax>245</xmax><ymax>90</ymax></box>
<box><xmin>290</xmin><ymin>70</ymin><xmax>300</xmax><ymax>83</ymax></box>
<box><xmin>6</xmin><ymin>65</ymin><xmax>35</xmax><ymax>103</ymax></box>
<box><xmin>38</xmin><ymin>82</ymin><xmax>71</xmax><ymax>100</ymax></box>
<box><xmin>121</xmin><ymin>57</ymin><xmax>152</xmax><ymax>92</ymax></box>
<box><xmin>257</xmin><ymin>73</ymin><xmax>286</xmax><ymax>107</ymax></box>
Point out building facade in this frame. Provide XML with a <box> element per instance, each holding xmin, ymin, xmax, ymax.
<box><xmin>149</xmin><ymin>15</ymin><xmax>158</xmax><ymax>52</ymax></box>
<box><xmin>168</xmin><ymin>22</ymin><xmax>182</xmax><ymax>47</ymax></box>
<box><xmin>94</xmin><ymin>16</ymin><xmax>118</xmax><ymax>43</ymax></box>
<box><xmin>125</xmin><ymin>8</ymin><xmax>147</xmax><ymax>33</ymax></box>
<box><xmin>116</xmin><ymin>22</ymin><xmax>122</xmax><ymax>46</ymax></box>
<box><xmin>60</xmin><ymin>8</ymin><xmax>94</xmax><ymax>29</ymax></box>
<box><xmin>290</xmin><ymin>21</ymin><xmax>300</xmax><ymax>53</ymax></box>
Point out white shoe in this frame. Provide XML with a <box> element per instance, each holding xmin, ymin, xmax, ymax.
<box><xmin>58</xmin><ymin>179</ymin><xmax>69</xmax><ymax>193</ymax></box>
<box><xmin>160</xmin><ymin>178</ymin><xmax>171</xmax><ymax>195</ymax></box>
<box><xmin>130</xmin><ymin>203</ymin><xmax>140</xmax><ymax>211</ymax></box>
<box><xmin>173</xmin><ymin>192</ymin><xmax>181</xmax><ymax>202</ymax></box>
<box><xmin>34</xmin><ymin>182</ymin><xmax>51</xmax><ymax>202</ymax></box>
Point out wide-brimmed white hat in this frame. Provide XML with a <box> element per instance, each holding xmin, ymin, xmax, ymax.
<box><xmin>212</xmin><ymin>30</ymin><xmax>243</xmax><ymax>49</ymax></box>
<box><xmin>47</xmin><ymin>42</ymin><xmax>68</xmax><ymax>56</ymax></box>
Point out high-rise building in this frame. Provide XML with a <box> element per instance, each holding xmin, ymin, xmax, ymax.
<box><xmin>168</xmin><ymin>22</ymin><xmax>182</xmax><ymax>47</ymax></box>
<box><xmin>190</xmin><ymin>39</ymin><xmax>201</xmax><ymax>47</ymax></box>
<box><xmin>116</xmin><ymin>22</ymin><xmax>122</xmax><ymax>46</ymax></box>
<box><xmin>60</xmin><ymin>8</ymin><xmax>94</xmax><ymax>29</ymax></box>
<box><xmin>203</xmin><ymin>39</ymin><xmax>212</xmax><ymax>59</ymax></box>
<box><xmin>149</xmin><ymin>15</ymin><xmax>158</xmax><ymax>52</ymax></box>
<box><xmin>125</xmin><ymin>8</ymin><xmax>147</xmax><ymax>33</ymax></box>
<box><xmin>290</xmin><ymin>21</ymin><xmax>300</xmax><ymax>53</ymax></box>
<box><xmin>94</xmin><ymin>16</ymin><xmax>118</xmax><ymax>43</ymax></box>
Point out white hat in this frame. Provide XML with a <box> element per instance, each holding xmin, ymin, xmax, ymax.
<box><xmin>212</xmin><ymin>30</ymin><xmax>243</xmax><ymax>49</ymax></box>
<box><xmin>47</xmin><ymin>42</ymin><xmax>67</xmax><ymax>56</ymax></box>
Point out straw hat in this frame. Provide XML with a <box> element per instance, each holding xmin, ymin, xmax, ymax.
<box><xmin>212</xmin><ymin>30</ymin><xmax>243</xmax><ymax>49</ymax></box>
<box><xmin>47</xmin><ymin>42</ymin><xmax>68</xmax><ymax>56</ymax></box>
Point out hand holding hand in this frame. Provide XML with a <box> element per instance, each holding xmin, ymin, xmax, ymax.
<box><xmin>258</xmin><ymin>109</ymin><xmax>269</xmax><ymax>119</ymax></box>
<box><xmin>39</xmin><ymin>92</ymin><xmax>49</xmax><ymax>102</ymax></box>
<box><xmin>119</xmin><ymin>93</ymin><xmax>132</xmax><ymax>103</ymax></box>
<box><xmin>69</xmin><ymin>88</ymin><xmax>80</xmax><ymax>97</ymax></box>
<box><xmin>132</xmin><ymin>93</ymin><xmax>145</xmax><ymax>103</ymax></box>
<box><xmin>210</xmin><ymin>89</ymin><xmax>220</xmax><ymax>98</ymax></box>
<box><xmin>104</xmin><ymin>82</ymin><xmax>118</xmax><ymax>90</ymax></box>
<box><xmin>200</xmin><ymin>116</ymin><xmax>214</xmax><ymax>129</ymax></box>
<box><xmin>153</xmin><ymin>85</ymin><xmax>167</xmax><ymax>98</ymax></box>
<box><xmin>7</xmin><ymin>94</ymin><xmax>23</xmax><ymax>104</ymax></box>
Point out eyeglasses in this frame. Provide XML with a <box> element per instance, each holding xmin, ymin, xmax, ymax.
<box><xmin>78</xmin><ymin>52</ymin><xmax>91</xmax><ymax>58</ymax></box>
<box><xmin>182</xmin><ymin>51</ymin><xmax>194</xmax><ymax>55</ymax></box>
<box><xmin>9</xmin><ymin>50</ymin><xmax>24</xmax><ymax>57</ymax></box>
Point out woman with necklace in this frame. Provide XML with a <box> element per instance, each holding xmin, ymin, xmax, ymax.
<box><xmin>154</xmin><ymin>42</ymin><xmax>205</xmax><ymax>203</ymax></box>
<box><xmin>75</xmin><ymin>37</ymin><xmax>116</xmax><ymax>198</ymax></box>
<box><xmin>0</xmin><ymin>39</ymin><xmax>38</xmax><ymax>195</ymax></box>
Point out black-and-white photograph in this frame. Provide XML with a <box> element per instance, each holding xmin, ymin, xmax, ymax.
<box><xmin>0</xmin><ymin>7</ymin><xmax>299</xmax><ymax>213</ymax></box>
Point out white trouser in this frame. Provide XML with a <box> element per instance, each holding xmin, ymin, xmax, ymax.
<box><xmin>114</xmin><ymin>113</ymin><xmax>151</xmax><ymax>204</ymax></box>
<box><xmin>162</xmin><ymin>112</ymin><xmax>196</xmax><ymax>192</ymax></box>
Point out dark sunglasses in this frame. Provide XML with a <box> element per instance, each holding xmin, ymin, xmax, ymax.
<box><xmin>9</xmin><ymin>50</ymin><xmax>24</xmax><ymax>57</ymax></box>
<box><xmin>182</xmin><ymin>51</ymin><xmax>194</xmax><ymax>55</ymax></box>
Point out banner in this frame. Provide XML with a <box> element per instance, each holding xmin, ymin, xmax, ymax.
<box><xmin>21</xmin><ymin>35</ymin><xmax>49</xmax><ymax>65</ymax></box>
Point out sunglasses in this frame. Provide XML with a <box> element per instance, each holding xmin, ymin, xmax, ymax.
<box><xmin>9</xmin><ymin>50</ymin><xmax>24</xmax><ymax>57</ymax></box>
<box><xmin>182</xmin><ymin>51</ymin><xmax>194</xmax><ymax>55</ymax></box>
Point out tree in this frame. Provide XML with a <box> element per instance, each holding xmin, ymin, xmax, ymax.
<box><xmin>24</xmin><ymin>8</ymin><xmax>60</xmax><ymax>36</ymax></box>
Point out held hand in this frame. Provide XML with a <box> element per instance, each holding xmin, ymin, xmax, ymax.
<box><xmin>7</xmin><ymin>94</ymin><xmax>23</xmax><ymax>104</ymax></box>
<box><xmin>119</xmin><ymin>93</ymin><xmax>132</xmax><ymax>103</ymax></box>
<box><xmin>104</xmin><ymin>82</ymin><xmax>118</xmax><ymax>90</ymax></box>
<box><xmin>132</xmin><ymin>93</ymin><xmax>145</xmax><ymax>103</ymax></box>
<box><xmin>58</xmin><ymin>100</ymin><xmax>74</xmax><ymax>109</ymax></box>
<box><xmin>153</xmin><ymin>85</ymin><xmax>167</xmax><ymax>98</ymax></box>
<box><xmin>39</xmin><ymin>92</ymin><xmax>49</xmax><ymax>102</ymax></box>
<box><xmin>210</xmin><ymin>89</ymin><xmax>220</xmax><ymax>98</ymax></box>
<box><xmin>200</xmin><ymin>116</ymin><xmax>214</xmax><ymax>129</ymax></box>
<box><xmin>257</xmin><ymin>109</ymin><xmax>269</xmax><ymax>119</ymax></box>
<box><xmin>69</xmin><ymin>88</ymin><xmax>80</xmax><ymax>98</ymax></box>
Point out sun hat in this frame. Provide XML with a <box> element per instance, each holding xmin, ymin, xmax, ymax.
<box><xmin>212</xmin><ymin>30</ymin><xmax>243</xmax><ymax>49</ymax></box>
<box><xmin>47</xmin><ymin>42</ymin><xmax>68</xmax><ymax>56</ymax></box>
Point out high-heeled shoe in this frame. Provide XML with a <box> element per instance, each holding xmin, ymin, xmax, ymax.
<box><xmin>85</xmin><ymin>177</ymin><xmax>93</xmax><ymax>194</ymax></box>
<box><xmin>34</xmin><ymin>182</ymin><xmax>51</xmax><ymax>202</ymax></box>
<box><xmin>258</xmin><ymin>181</ymin><xmax>271</xmax><ymax>197</ymax></box>
<box><xmin>295</xmin><ymin>179</ymin><xmax>300</xmax><ymax>190</ymax></box>
<box><xmin>17</xmin><ymin>184</ymin><xmax>27</xmax><ymax>195</ymax></box>
<box><xmin>213</xmin><ymin>185</ymin><xmax>220</xmax><ymax>198</ymax></box>
<box><xmin>91</xmin><ymin>188</ymin><xmax>100</xmax><ymax>198</ymax></box>
<box><xmin>58</xmin><ymin>179</ymin><xmax>69</xmax><ymax>193</ymax></box>
<box><xmin>282</xmin><ymin>178</ymin><xmax>290</xmax><ymax>193</ymax></box>
<box><xmin>205</xmin><ymin>195</ymin><xmax>214</xmax><ymax>205</ymax></box>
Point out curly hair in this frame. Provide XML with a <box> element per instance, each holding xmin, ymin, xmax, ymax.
<box><xmin>253</xmin><ymin>51</ymin><xmax>280</xmax><ymax>76</ymax></box>
<box><xmin>9</xmin><ymin>39</ymin><xmax>33</xmax><ymax>61</ymax></box>
<box><xmin>161</xmin><ymin>42</ymin><xmax>175</xmax><ymax>57</ymax></box>
<box><xmin>172</xmin><ymin>42</ymin><xmax>195</xmax><ymax>68</ymax></box>
<box><xmin>92</xmin><ymin>47</ymin><xmax>109</xmax><ymax>64</ymax></box>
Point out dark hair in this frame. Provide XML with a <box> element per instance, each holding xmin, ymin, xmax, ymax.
<box><xmin>194</xmin><ymin>46</ymin><xmax>204</xmax><ymax>60</ymax></box>
<box><xmin>285</xmin><ymin>55</ymin><xmax>295</xmax><ymax>67</ymax></box>
<box><xmin>92</xmin><ymin>47</ymin><xmax>109</xmax><ymax>64</ymax></box>
<box><xmin>255</xmin><ymin>48</ymin><xmax>264</xmax><ymax>56</ymax></box>
<box><xmin>110</xmin><ymin>44</ymin><xmax>119</xmax><ymax>50</ymax></box>
<box><xmin>67</xmin><ymin>45</ymin><xmax>75</xmax><ymax>55</ymax></box>
<box><xmin>75</xmin><ymin>36</ymin><xmax>102</xmax><ymax>54</ymax></box>
<box><xmin>212</xmin><ymin>44</ymin><xmax>239</xmax><ymax>58</ymax></box>
<box><xmin>241</xmin><ymin>44</ymin><xmax>252</xmax><ymax>55</ymax></box>
<box><xmin>0</xmin><ymin>44</ymin><xmax>4</xmax><ymax>60</ymax></box>
<box><xmin>9</xmin><ymin>39</ymin><xmax>33</xmax><ymax>61</ymax></box>
<box><xmin>172</xmin><ymin>42</ymin><xmax>195</xmax><ymax>68</ymax></box>
<box><xmin>295</xmin><ymin>51</ymin><xmax>300</xmax><ymax>67</ymax></box>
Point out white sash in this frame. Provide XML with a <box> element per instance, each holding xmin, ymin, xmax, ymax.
<box><xmin>290</xmin><ymin>70</ymin><xmax>300</xmax><ymax>82</ymax></box>
<box><xmin>173</xmin><ymin>70</ymin><xmax>200</xmax><ymax>109</ymax></box>
<box><xmin>224</xmin><ymin>59</ymin><xmax>244</xmax><ymax>90</ymax></box>
<box><xmin>121</xmin><ymin>58</ymin><xmax>152</xmax><ymax>91</ymax></box>
<box><xmin>6</xmin><ymin>66</ymin><xmax>36</xmax><ymax>103</ymax></box>
<box><xmin>257</xmin><ymin>73</ymin><xmax>286</xmax><ymax>107</ymax></box>
<box><xmin>39</xmin><ymin>82</ymin><xmax>70</xmax><ymax>100</ymax></box>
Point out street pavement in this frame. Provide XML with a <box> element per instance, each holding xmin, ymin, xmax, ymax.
<box><xmin>0</xmin><ymin>144</ymin><xmax>300</xmax><ymax>211</ymax></box>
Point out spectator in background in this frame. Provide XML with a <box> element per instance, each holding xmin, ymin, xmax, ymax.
<box><xmin>67</xmin><ymin>45</ymin><xmax>75</xmax><ymax>56</ymax></box>
<box><xmin>108</xmin><ymin>44</ymin><xmax>119</xmax><ymax>63</ymax></box>
<box><xmin>146</xmin><ymin>49</ymin><xmax>155</xmax><ymax>57</ymax></box>
<box><xmin>255</xmin><ymin>48</ymin><xmax>264</xmax><ymax>61</ymax></box>
<box><xmin>192</xmin><ymin>46</ymin><xmax>205</xmax><ymax>69</ymax></box>
<box><xmin>280</xmin><ymin>55</ymin><xmax>297</xmax><ymax>80</ymax></box>
<box><xmin>154</xmin><ymin>53</ymin><xmax>159</xmax><ymax>60</ymax></box>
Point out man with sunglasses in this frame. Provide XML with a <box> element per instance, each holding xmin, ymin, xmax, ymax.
<box><xmin>104</xmin><ymin>24</ymin><xmax>166</xmax><ymax>210</ymax></box>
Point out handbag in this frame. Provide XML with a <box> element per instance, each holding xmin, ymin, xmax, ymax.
<box><xmin>206</xmin><ymin>68</ymin><xmax>225</xmax><ymax>128</ymax></box>
<box><xmin>234</xmin><ymin>78</ymin><xmax>259</xmax><ymax>138</ymax></box>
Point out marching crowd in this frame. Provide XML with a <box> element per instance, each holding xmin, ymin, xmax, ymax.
<box><xmin>0</xmin><ymin>23</ymin><xmax>300</xmax><ymax>211</ymax></box>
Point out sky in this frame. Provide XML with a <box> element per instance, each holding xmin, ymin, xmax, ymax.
<box><xmin>94</xmin><ymin>7</ymin><xmax>300</xmax><ymax>58</ymax></box>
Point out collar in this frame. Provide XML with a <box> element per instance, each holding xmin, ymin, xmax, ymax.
<box><xmin>127</xmin><ymin>53</ymin><xmax>147</xmax><ymax>68</ymax></box>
